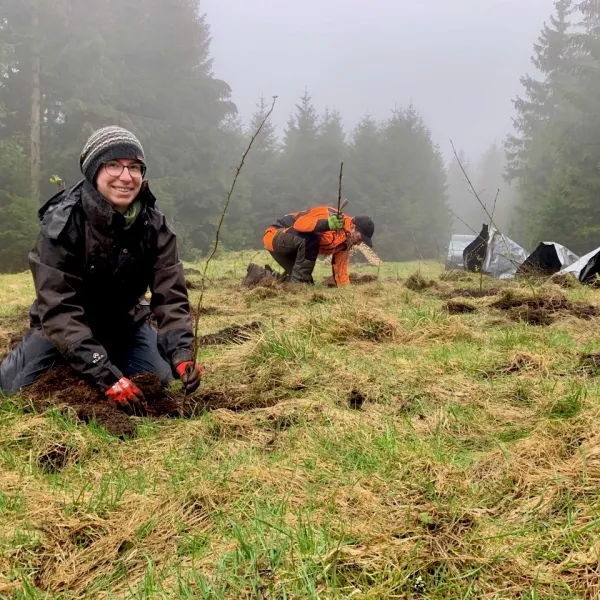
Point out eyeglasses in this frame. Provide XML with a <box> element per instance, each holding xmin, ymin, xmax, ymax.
<box><xmin>104</xmin><ymin>160</ymin><xmax>146</xmax><ymax>178</ymax></box>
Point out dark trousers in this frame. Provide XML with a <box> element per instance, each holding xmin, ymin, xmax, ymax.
<box><xmin>269</xmin><ymin>230</ymin><xmax>320</xmax><ymax>283</ymax></box>
<box><xmin>0</xmin><ymin>321</ymin><xmax>173</xmax><ymax>395</ymax></box>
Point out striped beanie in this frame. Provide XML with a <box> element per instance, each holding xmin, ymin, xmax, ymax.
<box><xmin>79</xmin><ymin>126</ymin><xmax>145</xmax><ymax>182</ymax></box>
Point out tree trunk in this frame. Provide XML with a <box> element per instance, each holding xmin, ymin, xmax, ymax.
<box><xmin>30</xmin><ymin>2</ymin><xmax>41</xmax><ymax>203</ymax></box>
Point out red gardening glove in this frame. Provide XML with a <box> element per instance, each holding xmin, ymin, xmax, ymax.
<box><xmin>176</xmin><ymin>361</ymin><xmax>202</xmax><ymax>393</ymax></box>
<box><xmin>105</xmin><ymin>377</ymin><xmax>144</xmax><ymax>414</ymax></box>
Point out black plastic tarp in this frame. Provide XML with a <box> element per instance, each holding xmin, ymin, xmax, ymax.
<box><xmin>463</xmin><ymin>224</ymin><xmax>529</xmax><ymax>279</ymax></box>
<box><xmin>518</xmin><ymin>242</ymin><xmax>579</xmax><ymax>276</ymax></box>
<box><xmin>562</xmin><ymin>247</ymin><xmax>600</xmax><ymax>283</ymax></box>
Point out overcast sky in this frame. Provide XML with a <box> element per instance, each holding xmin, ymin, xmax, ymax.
<box><xmin>202</xmin><ymin>0</ymin><xmax>556</xmax><ymax>162</ymax></box>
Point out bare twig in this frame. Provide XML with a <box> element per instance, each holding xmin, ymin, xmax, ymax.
<box><xmin>188</xmin><ymin>96</ymin><xmax>278</xmax><ymax>388</ymax></box>
<box><xmin>450</xmin><ymin>141</ymin><xmax>537</xmax><ymax>298</ymax></box>
<box><xmin>491</xmin><ymin>188</ymin><xmax>500</xmax><ymax>223</ymax></box>
<box><xmin>337</xmin><ymin>162</ymin><xmax>344</xmax><ymax>216</ymax></box>
<box><xmin>447</xmin><ymin>207</ymin><xmax>480</xmax><ymax>237</ymax></box>
<box><xmin>450</xmin><ymin>141</ymin><xmax>499</xmax><ymax>228</ymax></box>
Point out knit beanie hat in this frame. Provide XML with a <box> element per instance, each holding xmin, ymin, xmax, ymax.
<box><xmin>79</xmin><ymin>126</ymin><xmax>145</xmax><ymax>182</ymax></box>
<box><xmin>353</xmin><ymin>216</ymin><xmax>375</xmax><ymax>248</ymax></box>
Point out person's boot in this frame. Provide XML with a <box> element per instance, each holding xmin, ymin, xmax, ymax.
<box><xmin>243</xmin><ymin>263</ymin><xmax>265</xmax><ymax>287</ymax></box>
<box><xmin>291</xmin><ymin>260</ymin><xmax>316</xmax><ymax>284</ymax></box>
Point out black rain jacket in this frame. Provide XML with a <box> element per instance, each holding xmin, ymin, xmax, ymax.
<box><xmin>28</xmin><ymin>179</ymin><xmax>194</xmax><ymax>390</ymax></box>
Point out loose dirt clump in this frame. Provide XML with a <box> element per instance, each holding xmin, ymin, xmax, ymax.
<box><xmin>444</xmin><ymin>300</ymin><xmax>477</xmax><ymax>314</ymax></box>
<box><xmin>480</xmin><ymin>352</ymin><xmax>550</xmax><ymax>379</ymax></box>
<box><xmin>351</xmin><ymin>273</ymin><xmax>378</xmax><ymax>284</ymax></box>
<box><xmin>348</xmin><ymin>389</ymin><xmax>366</xmax><ymax>410</ymax></box>
<box><xmin>579</xmin><ymin>353</ymin><xmax>600</xmax><ymax>375</ymax></box>
<box><xmin>183</xmin><ymin>268</ymin><xmax>202</xmax><ymax>276</ymax></box>
<box><xmin>198</xmin><ymin>322</ymin><xmax>261</xmax><ymax>346</ymax></box>
<box><xmin>550</xmin><ymin>272</ymin><xmax>579</xmax><ymax>289</ymax></box>
<box><xmin>490</xmin><ymin>289</ymin><xmax>599</xmax><ymax>325</ymax></box>
<box><xmin>182</xmin><ymin>390</ymin><xmax>279</xmax><ymax>417</ymax></box>
<box><xmin>511</xmin><ymin>306</ymin><xmax>555</xmax><ymax>326</ymax></box>
<box><xmin>323</xmin><ymin>273</ymin><xmax>378</xmax><ymax>287</ymax></box>
<box><xmin>20</xmin><ymin>367</ymin><xmax>278</xmax><ymax>437</ymax></box>
<box><xmin>37</xmin><ymin>443</ymin><xmax>78</xmax><ymax>474</ymax></box>
<box><xmin>491</xmin><ymin>289</ymin><xmax>568</xmax><ymax>312</ymax></box>
<box><xmin>406</xmin><ymin>272</ymin><xmax>436</xmax><ymax>292</ymax></box>
<box><xmin>23</xmin><ymin>367</ymin><xmax>138</xmax><ymax>439</ymax></box>
<box><xmin>185</xmin><ymin>279</ymin><xmax>197</xmax><ymax>290</ymax></box>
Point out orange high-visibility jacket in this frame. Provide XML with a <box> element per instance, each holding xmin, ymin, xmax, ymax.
<box><xmin>263</xmin><ymin>206</ymin><xmax>352</xmax><ymax>286</ymax></box>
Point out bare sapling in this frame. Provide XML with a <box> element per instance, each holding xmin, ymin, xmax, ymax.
<box><xmin>185</xmin><ymin>96</ymin><xmax>278</xmax><ymax>395</ymax></box>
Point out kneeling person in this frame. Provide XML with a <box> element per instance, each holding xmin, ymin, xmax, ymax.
<box><xmin>0</xmin><ymin>126</ymin><xmax>202</xmax><ymax>412</ymax></box>
<box><xmin>263</xmin><ymin>206</ymin><xmax>374</xmax><ymax>286</ymax></box>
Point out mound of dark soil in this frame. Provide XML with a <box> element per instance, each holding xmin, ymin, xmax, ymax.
<box><xmin>406</xmin><ymin>272</ymin><xmax>435</xmax><ymax>292</ymax></box>
<box><xmin>181</xmin><ymin>390</ymin><xmax>279</xmax><ymax>417</ymax></box>
<box><xmin>198</xmin><ymin>322</ymin><xmax>261</xmax><ymax>346</ymax></box>
<box><xmin>491</xmin><ymin>292</ymin><xmax>568</xmax><ymax>312</ymax></box>
<box><xmin>444</xmin><ymin>300</ymin><xmax>477</xmax><ymax>314</ymax></box>
<box><xmin>550</xmin><ymin>273</ymin><xmax>579</xmax><ymax>289</ymax></box>
<box><xmin>511</xmin><ymin>306</ymin><xmax>555</xmax><ymax>326</ymax></box>
<box><xmin>183</xmin><ymin>268</ymin><xmax>202</xmax><ymax>276</ymax></box>
<box><xmin>490</xmin><ymin>290</ymin><xmax>599</xmax><ymax>326</ymax></box>
<box><xmin>23</xmin><ymin>367</ymin><xmax>139</xmax><ymax>439</ymax></box>
<box><xmin>323</xmin><ymin>273</ymin><xmax>379</xmax><ymax>287</ymax></box>
<box><xmin>185</xmin><ymin>279</ymin><xmax>198</xmax><ymax>290</ymax></box>
<box><xmin>350</xmin><ymin>273</ymin><xmax>378</xmax><ymax>284</ymax></box>
<box><xmin>243</xmin><ymin>263</ymin><xmax>286</xmax><ymax>288</ymax></box>
<box><xmin>21</xmin><ymin>366</ymin><xmax>276</xmax><ymax>439</ymax></box>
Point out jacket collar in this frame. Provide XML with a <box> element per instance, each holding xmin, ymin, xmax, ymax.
<box><xmin>80</xmin><ymin>180</ymin><xmax>156</xmax><ymax>233</ymax></box>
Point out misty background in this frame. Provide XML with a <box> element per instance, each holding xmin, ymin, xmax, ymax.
<box><xmin>1</xmin><ymin>0</ymin><xmax>598</xmax><ymax>272</ymax></box>
<box><xmin>205</xmin><ymin>0</ymin><xmax>555</xmax><ymax>160</ymax></box>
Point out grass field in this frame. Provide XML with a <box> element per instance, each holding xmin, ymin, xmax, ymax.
<box><xmin>2</xmin><ymin>252</ymin><xmax>600</xmax><ymax>599</ymax></box>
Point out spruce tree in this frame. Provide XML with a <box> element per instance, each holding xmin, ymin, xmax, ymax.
<box><xmin>505</xmin><ymin>0</ymin><xmax>575</xmax><ymax>246</ymax></box>
<box><xmin>279</xmin><ymin>89</ymin><xmax>321</xmax><ymax>211</ymax></box>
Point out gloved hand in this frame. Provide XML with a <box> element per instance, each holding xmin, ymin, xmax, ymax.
<box><xmin>105</xmin><ymin>377</ymin><xmax>144</xmax><ymax>414</ymax></box>
<box><xmin>176</xmin><ymin>361</ymin><xmax>203</xmax><ymax>393</ymax></box>
<box><xmin>327</xmin><ymin>214</ymin><xmax>345</xmax><ymax>231</ymax></box>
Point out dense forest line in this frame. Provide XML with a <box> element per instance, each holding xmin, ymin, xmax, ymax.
<box><xmin>1</xmin><ymin>0</ymin><xmax>599</xmax><ymax>272</ymax></box>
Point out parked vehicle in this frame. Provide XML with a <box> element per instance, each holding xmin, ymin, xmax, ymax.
<box><xmin>445</xmin><ymin>234</ymin><xmax>476</xmax><ymax>270</ymax></box>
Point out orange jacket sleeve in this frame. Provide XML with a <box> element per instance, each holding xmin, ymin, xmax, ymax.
<box><xmin>332</xmin><ymin>247</ymin><xmax>351</xmax><ymax>286</ymax></box>
<box><xmin>293</xmin><ymin>206</ymin><xmax>335</xmax><ymax>233</ymax></box>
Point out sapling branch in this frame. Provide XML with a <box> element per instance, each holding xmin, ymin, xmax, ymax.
<box><xmin>337</xmin><ymin>161</ymin><xmax>344</xmax><ymax>216</ymax></box>
<box><xmin>186</xmin><ymin>95</ymin><xmax>278</xmax><ymax>393</ymax></box>
<box><xmin>450</xmin><ymin>141</ymin><xmax>537</xmax><ymax>298</ymax></box>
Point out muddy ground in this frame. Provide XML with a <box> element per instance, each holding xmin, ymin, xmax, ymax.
<box><xmin>20</xmin><ymin>367</ymin><xmax>269</xmax><ymax>439</ymax></box>
<box><xmin>444</xmin><ymin>300</ymin><xmax>477</xmax><ymax>314</ymax></box>
<box><xmin>323</xmin><ymin>273</ymin><xmax>379</xmax><ymax>287</ymax></box>
<box><xmin>490</xmin><ymin>291</ymin><xmax>599</xmax><ymax>326</ymax></box>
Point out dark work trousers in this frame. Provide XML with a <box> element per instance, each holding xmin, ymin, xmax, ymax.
<box><xmin>268</xmin><ymin>229</ymin><xmax>320</xmax><ymax>283</ymax></box>
<box><xmin>0</xmin><ymin>321</ymin><xmax>173</xmax><ymax>395</ymax></box>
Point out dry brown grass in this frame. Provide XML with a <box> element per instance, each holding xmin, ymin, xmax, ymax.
<box><xmin>2</xmin><ymin>258</ymin><xmax>600</xmax><ymax>598</ymax></box>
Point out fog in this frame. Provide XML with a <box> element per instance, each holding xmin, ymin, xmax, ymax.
<box><xmin>1</xmin><ymin>0</ymin><xmax>579</xmax><ymax>270</ymax></box>
<box><xmin>204</xmin><ymin>0</ymin><xmax>556</xmax><ymax>159</ymax></box>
